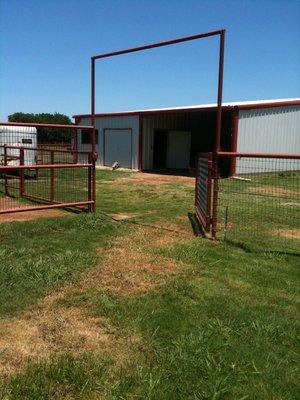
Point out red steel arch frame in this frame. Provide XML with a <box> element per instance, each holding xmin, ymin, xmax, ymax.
<box><xmin>90</xmin><ymin>29</ymin><xmax>226</xmax><ymax>168</ymax></box>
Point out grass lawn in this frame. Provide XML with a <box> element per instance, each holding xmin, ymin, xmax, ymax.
<box><xmin>0</xmin><ymin>170</ymin><xmax>299</xmax><ymax>399</ymax></box>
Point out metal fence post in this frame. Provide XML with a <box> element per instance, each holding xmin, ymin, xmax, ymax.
<box><xmin>211</xmin><ymin>155</ymin><xmax>219</xmax><ymax>239</ymax></box>
<box><xmin>50</xmin><ymin>151</ymin><xmax>55</xmax><ymax>203</ymax></box>
<box><xmin>3</xmin><ymin>144</ymin><xmax>8</xmax><ymax>196</ymax></box>
<box><xmin>19</xmin><ymin>147</ymin><xmax>25</xmax><ymax>197</ymax></box>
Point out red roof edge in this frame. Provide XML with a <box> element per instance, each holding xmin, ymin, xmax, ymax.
<box><xmin>73</xmin><ymin>99</ymin><xmax>300</xmax><ymax>120</ymax></box>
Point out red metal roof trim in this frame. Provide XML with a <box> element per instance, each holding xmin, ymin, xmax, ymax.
<box><xmin>73</xmin><ymin>99</ymin><xmax>300</xmax><ymax>120</ymax></box>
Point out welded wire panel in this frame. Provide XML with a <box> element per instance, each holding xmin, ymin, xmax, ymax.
<box><xmin>195</xmin><ymin>153</ymin><xmax>212</xmax><ymax>231</ymax></box>
<box><xmin>0</xmin><ymin>165</ymin><xmax>93</xmax><ymax>213</ymax></box>
<box><xmin>1</xmin><ymin>145</ymin><xmax>90</xmax><ymax>167</ymax></box>
<box><xmin>218</xmin><ymin>157</ymin><xmax>300</xmax><ymax>253</ymax></box>
<box><xmin>0</xmin><ymin>124</ymin><xmax>96</xmax><ymax>216</ymax></box>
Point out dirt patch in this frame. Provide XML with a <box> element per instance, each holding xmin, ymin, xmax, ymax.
<box><xmin>276</xmin><ymin>229</ymin><xmax>300</xmax><ymax>240</ymax></box>
<box><xmin>107</xmin><ymin>212</ymin><xmax>148</xmax><ymax>221</ymax></box>
<box><xmin>0</xmin><ymin>225</ymin><xmax>184</xmax><ymax>377</ymax></box>
<box><xmin>228</xmin><ymin>279</ymin><xmax>251</xmax><ymax>292</ymax></box>
<box><xmin>83</xmin><ymin>225</ymin><xmax>185</xmax><ymax>296</ymax></box>
<box><xmin>0</xmin><ymin>289</ymin><xmax>138</xmax><ymax>378</ymax></box>
<box><xmin>0</xmin><ymin>209</ymin><xmax>67</xmax><ymax>223</ymax></box>
<box><xmin>249</xmin><ymin>186</ymin><xmax>299</xmax><ymax>197</ymax></box>
<box><xmin>0</xmin><ymin>197</ymin><xmax>67</xmax><ymax>223</ymax></box>
<box><xmin>114</xmin><ymin>172</ymin><xmax>195</xmax><ymax>186</ymax></box>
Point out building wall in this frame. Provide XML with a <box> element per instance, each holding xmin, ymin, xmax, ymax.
<box><xmin>0</xmin><ymin>126</ymin><xmax>37</xmax><ymax>166</ymax></box>
<box><xmin>236</xmin><ymin>105</ymin><xmax>300</xmax><ymax>173</ymax></box>
<box><xmin>78</xmin><ymin>115</ymin><xmax>140</xmax><ymax>169</ymax></box>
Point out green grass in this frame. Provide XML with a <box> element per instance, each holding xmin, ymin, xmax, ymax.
<box><xmin>218</xmin><ymin>172</ymin><xmax>300</xmax><ymax>253</ymax></box>
<box><xmin>0</xmin><ymin>213</ymin><xmax>120</xmax><ymax>316</ymax></box>
<box><xmin>0</xmin><ymin>169</ymin><xmax>299</xmax><ymax>399</ymax></box>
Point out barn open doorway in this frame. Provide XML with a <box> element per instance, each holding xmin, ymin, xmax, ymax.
<box><xmin>153</xmin><ymin>130</ymin><xmax>167</xmax><ymax>168</ymax></box>
<box><xmin>143</xmin><ymin>110</ymin><xmax>233</xmax><ymax>174</ymax></box>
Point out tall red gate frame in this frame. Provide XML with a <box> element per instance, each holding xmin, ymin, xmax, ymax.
<box><xmin>0</xmin><ymin>29</ymin><xmax>225</xmax><ymax>219</ymax></box>
<box><xmin>90</xmin><ymin>29</ymin><xmax>225</xmax><ymax>236</ymax></box>
<box><xmin>90</xmin><ymin>29</ymin><xmax>225</xmax><ymax>167</ymax></box>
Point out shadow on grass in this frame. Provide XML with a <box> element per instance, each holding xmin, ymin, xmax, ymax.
<box><xmin>224</xmin><ymin>238</ymin><xmax>300</xmax><ymax>257</ymax></box>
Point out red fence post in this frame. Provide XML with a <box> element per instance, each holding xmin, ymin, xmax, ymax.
<box><xmin>211</xmin><ymin>156</ymin><xmax>219</xmax><ymax>239</ymax></box>
<box><xmin>3</xmin><ymin>144</ymin><xmax>8</xmax><ymax>196</ymax></box>
<box><xmin>50</xmin><ymin>151</ymin><xmax>55</xmax><ymax>203</ymax></box>
<box><xmin>19</xmin><ymin>147</ymin><xmax>25</xmax><ymax>197</ymax></box>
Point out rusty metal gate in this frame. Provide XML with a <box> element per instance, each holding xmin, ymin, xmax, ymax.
<box><xmin>195</xmin><ymin>152</ymin><xmax>214</xmax><ymax>234</ymax></box>
<box><xmin>195</xmin><ymin>151</ymin><xmax>300</xmax><ymax>253</ymax></box>
<box><xmin>0</xmin><ymin>122</ymin><xmax>97</xmax><ymax>216</ymax></box>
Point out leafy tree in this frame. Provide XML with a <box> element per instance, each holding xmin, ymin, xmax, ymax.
<box><xmin>8</xmin><ymin>112</ymin><xmax>73</xmax><ymax>143</ymax></box>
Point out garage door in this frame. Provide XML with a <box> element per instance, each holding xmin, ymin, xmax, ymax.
<box><xmin>104</xmin><ymin>129</ymin><xmax>132</xmax><ymax>168</ymax></box>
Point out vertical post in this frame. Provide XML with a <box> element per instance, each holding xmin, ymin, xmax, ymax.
<box><xmin>91</xmin><ymin>57</ymin><xmax>95</xmax><ymax>131</ymax></box>
<box><xmin>3</xmin><ymin>144</ymin><xmax>8</xmax><ymax>196</ymax></box>
<box><xmin>92</xmin><ymin>162</ymin><xmax>96</xmax><ymax>212</ymax></box>
<box><xmin>19</xmin><ymin>147</ymin><xmax>25</xmax><ymax>197</ymax></box>
<box><xmin>72</xmin><ymin>130</ymin><xmax>78</xmax><ymax>164</ymax></box>
<box><xmin>214</xmin><ymin>30</ymin><xmax>225</xmax><ymax>153</ymax></box>
<box><xmin>87</xmin><ymin>154</ymin><xmax>93</xmax><ymax>212</ymax></box>
<box><xmin>50</xmin><ymin>151</ymin><xmax>55</xmax><ymax>203</ymax></box>
<box><xmin>211</xmin><ymin>159</ymin><xmax>219</xmax><ymax>239</ymax></box>
<box><xmin>91</xmin><ymin>57</ymin><xmax>96</xmax><ymax>212</ymax></box>
<box><xmin>229</xmin><ymin>108</ymin><xmax>239</xmax><ymax>176</ymax></box>
<box><xmin>212</xmin><ymin>30</ymin><xmax>225</xmax><ymax>239</ymax></box>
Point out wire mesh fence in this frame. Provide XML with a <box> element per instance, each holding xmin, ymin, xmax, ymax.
<box><xmin>217</xmin><ymin>155</ymin><xmax>300</xmax><ymax>253</ymax></box>
<box><xmin>0</xmin><ymin>145</ymin><xmax>91</xmax><ymax>166</ymax></box>
<box><xmin>195</xmin><ymin>153</ymin><xmax>212</xmax><ymax>232</ymax></box>
<box><xmin>0</xmin><ymin>165</ymin><xmax>94</xmax><ymax>213</ymax></box>
<box><xmin>0</xmin><ymin>122</ymin><xmax>96</xmax><ymax>215</ymax></box>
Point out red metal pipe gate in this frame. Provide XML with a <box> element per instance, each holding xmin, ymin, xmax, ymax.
<box><xmin>0</xmin><ymin>122</ymin><xmax>97</xmax><ymax>215</ymax></box>
<box><xmin>195</xmin><ymin>151</ymin><xmax>300</xmax><ymax>241</ymax></box>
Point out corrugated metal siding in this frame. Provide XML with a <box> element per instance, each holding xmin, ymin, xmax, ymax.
<box><xmin>78</xmin><ymin>116</ymin><xmax>139</xmax><ymax>169</ymax></box>
<box><xmin>0</xmin><ymin>126</ymin><xmax>37</xmax><ymax>136</ymax></box>
<box><xmin>0</xmin><ymin>126</ymin><xmax>37</xmax><ymax>165</ymax></box>
<box><xmin>236</xmin><ymin>105</ymin><xmax>300</xmax><ymax>173</ymax></box>
<box><xmin>142</xmin><ymin>114</ymin><xmax>188</xmax><ymax>169</ymax></box>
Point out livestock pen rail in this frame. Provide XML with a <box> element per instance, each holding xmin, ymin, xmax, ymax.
<box><xmin>0</xmin><ymin>122</ymin><xmax>97</xmax><ymax>215</ymax></box>
<box><xmin>195</xmin><ymin>152</ymin><xmax>300</xmax><ymax>253</ymax></box>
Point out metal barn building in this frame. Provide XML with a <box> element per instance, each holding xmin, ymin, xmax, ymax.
<box><xmin>73</xmin><ymin>98</ymin><xmax>300</xmax><ymax>173</ymax></box>
<box><xmin>0</xmin><ymin>125</ymin><xmax>37</xmax><ymax>166</ymax></box>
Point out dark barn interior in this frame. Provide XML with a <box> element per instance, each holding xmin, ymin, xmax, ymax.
<box><xmin>143</xmin><ymin>109</ymin><xmax>234</xmax><ymax>175</ymax></box>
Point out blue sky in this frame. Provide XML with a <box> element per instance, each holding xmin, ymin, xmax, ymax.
<box><xmin>0</xmin><ymin>0</ymin><xmax>299</xmax><ymax>120</ymax></box>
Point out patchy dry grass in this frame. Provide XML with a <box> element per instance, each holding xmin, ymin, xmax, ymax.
<box><xmin>0</xmin><ymin>197</ymin><xmax>67</xmax><ymax>223</ymax></box>
<box><xmin>0</xmin><ymin>170</ymin><xmax>299</xmax><ymax>399</ymax></box>
<box><xmin>276</xmin><ymin>228</ymin><xmax>300</xmax><ymax>239</ymax></box>
<box><xmin>114</xmin><ymin>171</ymin><xmax>195</xmax><ymax>186</ymax></box>
<box><xmin>0</xmin><ymin>223</ymin><xmax>184</xmax><ymax>379</ymax></box>
<box><xmin>248</xmin><ymin>185</ymin><xmax>300</xmax><ymax>197</ymax></box>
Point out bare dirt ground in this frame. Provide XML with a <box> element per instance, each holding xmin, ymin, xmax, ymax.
<box><xmin>276</xmin><ymin>229</ymin><xmax>300</xmax><ymax>240</ymax></box>
<box><xmin>115</xmin><ymin>172</ymin><xmax>195</xmax><ymax>186</ymax></box>
<box><xmin>0</xmin><ymin>172</ymin><xmax>193</xmax><ymax>377</ymax></box>
<box><xmin>0</xmin><ymin>197</ymin><xmax>67</xmax><ymax>223</ymax></box>
<box><xmin>0</xmin><ymin>225</ymin><xmax>187</xmax><ymax>378</ymax></box>
<box><xmin>249</xmin><ymin>186</ymin><xmax>299</xmax><ymax>197</ymax></box>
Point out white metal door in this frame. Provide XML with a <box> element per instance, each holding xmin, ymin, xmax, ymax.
<box><xmin>167</xmin><ymin>130</ymin><xmax>191</xmax><ymax>169</ymax></box>
<box><xmin>104</xmin><ymin>129</ymin><xmax>132</xmax><ymax>168</ymax></box>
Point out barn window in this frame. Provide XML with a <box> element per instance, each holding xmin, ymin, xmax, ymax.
<box><xmin>81</xmin><ymin>129</ymin><xmax>98</xmax><ymax>144</ymax></box>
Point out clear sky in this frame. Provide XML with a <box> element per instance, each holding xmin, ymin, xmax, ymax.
<box><xmin>0</xmin><ymin>0</ymin><xmax>299</xmax><ymax>120</ymax></box>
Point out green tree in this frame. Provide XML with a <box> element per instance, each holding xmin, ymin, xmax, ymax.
<box><xmin>8</xmin><ymin>112</ymin><xmax>73</xmax><ymax>143</ymax></box>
